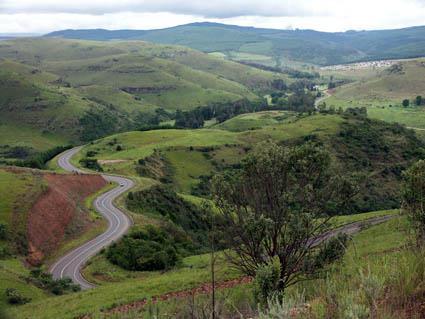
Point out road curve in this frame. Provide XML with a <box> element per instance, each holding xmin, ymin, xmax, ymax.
<box><xmin>49</xmin><ymin>146</ymin><xmax>134</xmax><ymax>289</ymax></box>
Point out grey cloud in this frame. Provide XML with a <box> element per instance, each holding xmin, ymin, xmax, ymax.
<box><xmin>0</xmin><ymin>0</ymin><xmax>320</xmax><ymax>18</ymax></box>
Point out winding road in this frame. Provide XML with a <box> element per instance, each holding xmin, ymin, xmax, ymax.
<box><xmin>48</xmin><ymin>147</ymin><xmax>395</xmax><ymax>291</ymax></box>
<box><xmin>49</xmin><ymin>147</ymin><xmax>134</xmax><ymax>289</ymax></box>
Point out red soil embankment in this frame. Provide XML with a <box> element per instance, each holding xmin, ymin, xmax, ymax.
<box><xmin>27</xmin><ymin>173</ymin><xmax>107</xmax><ymax>265</ymax></box>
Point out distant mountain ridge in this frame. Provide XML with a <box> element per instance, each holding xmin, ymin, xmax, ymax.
<box><xmin>46</xmin><ymin>23</ymin><xmax>425</xmax><ymax>66</ymax></box>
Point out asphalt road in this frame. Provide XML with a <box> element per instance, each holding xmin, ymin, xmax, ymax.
<box><xmin>49</xmin><ymin>148</ymin><xmax>395</xmax><ymax>290</ymax></box>
<box><xmin>309</xmin><ymin>214</ymin><xmax>395</xmax><ymax>247</ymax></box>
<box><xmin>49</xmin><ymin>147</ymin><xmax>134</xmax><ymax>289</ymax></box>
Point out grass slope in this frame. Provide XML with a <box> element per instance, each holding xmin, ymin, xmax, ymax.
<box><xmin>324</xmin><ymin>59</ymin><xmax>425</xmax><ymax>129</ymax></box>
<box><xmin>6</xmin><ymin>213</ymin><xmax>405</xmax><ymax>319</ymax></box>
<box><xmin>0</xmin><ymin>38</ymin><xmax>279</xmax><ymax>151</ymax></box>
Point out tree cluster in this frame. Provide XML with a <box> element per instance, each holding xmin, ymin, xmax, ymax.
<box><xmin>174</xmin><ymin>99</ymin><xmax>268</xmax><ymax>128</ymax></box>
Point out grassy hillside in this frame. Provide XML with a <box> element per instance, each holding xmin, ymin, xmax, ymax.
<box><xmin>3</xmin><ymin>112</ymin><xmax>423</xmax><ymax>318</ymax></box>
<box><xmin>0</xmin><ymin>38</ymin><xmax>280</xmax><ymax>153</ymax></box>
<box><xmin>75</xmin><ymin>112</ymin><xmax>423</xmax><ymax>214</ymax></box>
<box><xmin>5</xmin><ymin>212</ymin><xmax>407</xmax><ymax>319</ymax></box>
<box><xmin>323</xmin><ymin>59</ymin><xmax>425</xmax><ymax>129</ymax></box>
<box><xmin>0</xmin><ymin>168</ymin><xmax>47</xmax><ymax>308</ymax></box>
<box><xmin>0</xmin><ymin>167</ymin><xmax>114</xmax><ymax>312</ymax></box>
<box><xmin>46</xmin><ymin>23</ymin><xmax>425</xmax><ymax>66</ymax></box>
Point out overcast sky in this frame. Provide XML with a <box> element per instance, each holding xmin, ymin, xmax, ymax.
<box><xmin>1</xmin><ymin>0</ymin><xmax>425</xmax><ymax>34</ymax></box>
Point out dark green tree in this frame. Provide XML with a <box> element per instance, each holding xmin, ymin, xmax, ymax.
<box><xmin>402</xmin><ymin>99</ymin><xmax>410</xmax><ymax>107</ymax></box>
<box><xmin>402</xmin><ymin>160</ymin><xmax>425</xmax><ymax>245</ymax></box>
<box><xmin>416</xmin><ymin>96</ymin><xmax>423</xmax><ymax>106</ymax></box>
<box><xmin>212</xmin><ymin>142</ymin><xmax>356</xmax><ymax>293</ymax></box>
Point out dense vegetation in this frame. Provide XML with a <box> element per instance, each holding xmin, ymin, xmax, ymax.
<box><xmin>106</xmin><ymin>185</ymin><xmax>216</xmax><ymax>271</ymax></box>
<box><xmin>106</xmin><ymin>226</ymin><xmax>181</xmax><ymax>271</ymax></box>
<box><xmin>46</xmin><ymin>22</ymin><xmax>425</xmax><ymax>66</ymax></box>
<box><xmin>106</xmin><ymin>186</ymin><xmax>211</xmax><ymax>270</ymax></box>
<box><xmin>0</xmin><ymin>145</ymin><xmax>72</xmax><ymax>168</ymax></box>
<box><xmin>402</xmin><ymin>160</ymin><xmax>425</xmax><ymax>244</ymax></box>
<box><xmin>331</xmin><ymin>117</ymin><xmax>424</xmax><ymax>213</ymax></box>
<box><xmin>174</xmin><ymin>98</ymin><xmax>268</xmax><ymax>128</ymax></box>
<box><xmin>212</xmin><ymin>142</ymin><xmax>354</xmax><ymax>295</ymax></box>
<box><xmin>126</xmin><ymin>185</ymin><xmax>211</xmax><ymax>249</ymax></box>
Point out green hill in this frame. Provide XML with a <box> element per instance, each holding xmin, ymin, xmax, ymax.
<box><xmin>323</xmin><ymin>59</ymin><xmax>425</xmax><ymax>129</ymax></box>
<box><xmin>74</xmin><ymin>112</ymin><xmax>424</xmax><ymax>213</ymax></box>
<box><xmin>46</xmin><ymin>22</ymin><xmax>425</xmax><ymax>66</ymax></box>
<box><xmin>21</xmin><ymin>111</ymin><xmax>419</xmax><ymax>319</ymax></box>
<box><xmin>0</xmin><ymin>38</ymin><xmax>280</xmax><ymax>154</ymax></box>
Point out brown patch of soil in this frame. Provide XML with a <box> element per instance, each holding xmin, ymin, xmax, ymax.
<box><xmin>108</xmin><ymin>276</ymin><xmax>253</xmax><ymax>315</ymax></box>
<box><xmin>26</xmin><ymin>173</ymin><xmax>107</xmax><ymax>265</ymax></box>
<box><xmin>98</xmin><ymin>159</ymin><xmax>128</xmax><ymax>165</ymax></box>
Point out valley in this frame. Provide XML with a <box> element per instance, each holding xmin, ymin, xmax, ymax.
<box><xmin>0</xmin><ymin>18</ymin><xmax>425</xmax><ymax>319</ymax></box>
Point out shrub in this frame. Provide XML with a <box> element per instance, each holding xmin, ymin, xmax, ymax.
<box><xmin>254</xmin><ymin>258</ymin><xmax>282</xmax><ymax>306</ymax></box>
<box><xmin>5</xmin><ymin>288</ymin><xmax>31</xmax><ymax>305</ymax></box>
<box><xmin>79</xmin><ymin>158</ymin><xmax>103</xmax><ymax>172</ymax></box>
<box><xmin>29</xmin><ymin>269</ymin><xmax>81</xmax><ymax>295</ymax></box>
<box><xmin>85</xmin><ymin>150</ymin><xmax>97</xmax><ymax>157</ymax></box>
<box><xmin>126</xmin><ymin>185</ymin><xmax>211</xmax><ymax>248</ymax></box>
<box><xmin>13</xmin><ymin>145</ymin><xmax>72</xmax><ymax>169</ymax></box>
<box><xmin>106</xmin><ymin>225</ymin><xmax>181</xmax><ymax>271</ymax></box>
<box><xmin>258</xmin><ymin>294</ymin><xmax>308</xmax><ymax>319</ymax></box>
<box><xmin>402</xmin><ymin>160</ymin><xmax>425</xmax><ymax>245</ymax></box>
<box><xmin>0</xmin><ymin>223</ymin><xmax>7</xmax><ymax>240</ymax></box>
<box><xmin>402</xmin><ymin>99</ymin><xmax>410</xmax><ymax>107</ymax></box>
<box><xmin>0</xmin><ymin>246</ymin><xmax>10</xmax><ymax>259</ymax></box>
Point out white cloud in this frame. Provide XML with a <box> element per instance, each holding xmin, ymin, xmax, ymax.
<box><xmin>0</xmin><ymin>0</ymin><xmax>424</xmax><ymax>33</ymax></box>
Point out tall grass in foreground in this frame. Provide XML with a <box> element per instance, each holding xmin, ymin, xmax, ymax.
<box><xmin>126</xmin><ymin>248</ymin><xmax>424</xmax><ymax>319</ymax></box>
<box><xmin>261</xmin><ymin>248</ymin><xmax>425</xmax><ymax>319</ymax></box>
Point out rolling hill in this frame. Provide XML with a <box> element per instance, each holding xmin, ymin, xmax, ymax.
<box><xmin>12</xmin><ymin>111</ymin><xmax>419</xmax><ymax>319</ymax></box>
<box><xmin>73</xmin><ymin>111</ymin><xmax>424</xmax><ymax>214</ymax></box>
<box><xmin>0</xmin><ymin>38</ymin><xmax>280</xmax><ymax>154</ymax></box>
<box><xmin>46</xmin><ymin>22</ymin><xmax>425</xmax><ymax>66</ymax></box>
<box><xmin>323</xmin><ymin>58</ymin><xmax>425</xmax><ymax>130</ymax></box>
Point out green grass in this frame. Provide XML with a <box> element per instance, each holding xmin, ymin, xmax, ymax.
<box><xmin>164</xmin><ymin>149</ymin><xmax>215</xmax><ymax>193</ymax></box>
<box><xmin>0</xmin><ymin>123</ymin><xmax>68</xmax><ymax>152</ymax></box>
<box><xmin>0</xmin><ymin>37</ymin><xmax>281</xmax><ymax>150</ymax></box>
<box><xmin>146</xmin><ymin>216</ymin><xmax>410</xmax><ymax>318</ymax></box>
<box><xmin>323</xmin><ymin>59</ymin><xmax>425</xmax><ymax>129</ymax></box>
<box><xmin>214</xmin><ymin>110</ymin><xmax>294</xmax><ymax>132</ymax></box>
<box><xmin>331</xmin><ymin>209</ymin><xmax>399</xmax><ymax>228</ymax></box>
<box><xmin>325</xmin><ymin>96</ymin><xmax>425</xmax><ymax>129</ymax></box>
<box><xmin>10</xmin><ymin>251</ymin><xmax>240</xmax><ymax>319</ymax></box>
<box><xmin>75</xmin><ymin>113</ymin><xmax>343</xmax><ymax>179</ymax></box>
<box><xmin>7</xmin><ymin>213</ymin><xmax>407</xmax><ymax>319</ymax></box>
<box><xmin>0</xmin><ymin>259</ymin><xmax>48</xmax><ymax>309</ymax></box>
<box><xmin>0</xmin><ymin>168</ymin><xmax>40</xmax><ymax>225</ymax></box>
<box><xmin>0</xmin><ymin>169</ymin><xmax>48</xmax><ymax>312</ymax></box>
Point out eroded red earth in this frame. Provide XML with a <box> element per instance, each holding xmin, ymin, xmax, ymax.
<box><xmin>27</xmin><ymin>172</ymin><xmax>107</xmax><ymax>265</ymax></box>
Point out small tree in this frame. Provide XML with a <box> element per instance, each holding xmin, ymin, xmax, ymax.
<box><xmin>402</xmin><ymin>160</ymin><xmax>425</xmax><ymax>245</ymax></box>
<box><xmin>402</xmin><ymin>99</ymin><xmax>410</xmax><ymax>107</ymax></box>
<box><xmin>0</xmin><ymin>223</ymin><xmax>7</xmax><ymax>240</ymax></box>
<box><xmin>213</xmin><ymin>142</ymin><xmax>356</xmax><ymax>293</ymax></box>
<box><xmin>416</xmin><ymin>96</ymin><xmax>423</xmax><ymax>106</ymax></box>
